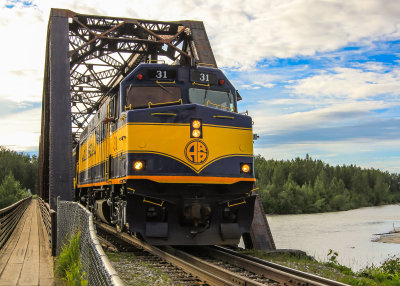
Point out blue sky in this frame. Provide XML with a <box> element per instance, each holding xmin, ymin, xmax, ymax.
<box><xmin>1</xmin><ymin>0</ymin><xmax>399</xmax><ymax>172</ymax></box>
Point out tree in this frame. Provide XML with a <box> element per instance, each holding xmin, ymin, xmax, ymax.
<box><xmin>373</xmin><ymin>174</ymin><xmax>390</xmax><ymax>205</ymax></box>
<box><xmin>0</xmin><ymin>172</ymin><xmax>29</xmax><ymax>209</ymax></box>
<box><xmin>0</xmin><ymin>146</ymin><xmax>38</xmax><ymax>194</ymax></box>
<box><xmin>254</xmin><ymin>154</ymin><xmax>400</xmax><ymax>214</ymax></box>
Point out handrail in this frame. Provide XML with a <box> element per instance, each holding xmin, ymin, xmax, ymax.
<box><xmin>38</xmin><ymin>197</ymin><xmax>57</xmax><ymax>256</ymax></box>
<box><xmin>213</xmin><ymin>115</ymin><xmax>234</xmax><ymax>120</ymax></box>
<box><xmin>151</xmin><ymin>112</ymin><xmax>177</xmax><ymax>117</ymax></box>
<box><xmin>0</xmin><ymin>196</ymin><xmax>32</xmax><ymax>250</ymax></box>
<box><xmin>148</xmin><ymin>98</ymin><xmax>182</xmax><ymax>108</ymax></box>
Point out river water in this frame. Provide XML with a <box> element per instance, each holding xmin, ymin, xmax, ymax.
<box><xmin>267</xmin><ymin>204</ymin><xmax>400</xmax><ymax>271</ymax></box>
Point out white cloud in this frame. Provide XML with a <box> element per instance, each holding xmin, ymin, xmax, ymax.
<box><xmin>209</xmin><ymin>0</ymin><xmax>400</xmax><ymax>68</ymax></box>
<box><xmin>0</xmin><ymin>107</ymin><xmax>41</xmax><ymax>150</ymax></box>
<box><xmin>288</xmin><ymin>67</ymin><xmax>400</xmax><ymax>99</ymax></box>
<box><xmin>228</xmin><ymin>69</ymin><xmax>282</xmax><ymax>91</ymax></box>
<box><xmin>0</xmin><ymin>69</ymin><xmax>43</xmax><ymax>102</ymax></box>
<box><xmin>14</xmin><ymin>0</ymin><xmax>400</xmax><ymax>69</ymax></box>
<box><xmin>0</xmin><ymin>7</ymin><xmax>46</xmax><ymax>103</ymax></box>
<box><xmin>251</xmin><ymin>100</ymin><xmax>396</xmax><ymax>134</ymax></box>
<box><xmin>1</xmin><ymin>0</ymin><xmax>399</xmax><ymax>105</ymax></box>
<box><xmin>244</xmin><ymin>64</ymin><xmax>400</xmax><ymax>137</ymax></box>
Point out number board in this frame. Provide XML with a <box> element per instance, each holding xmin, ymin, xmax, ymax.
<box><xmin>147</xmin><ymin>70</ymin><xmax>177</xmax><ymax>80</ymax></box>
<box><xmin>190</xmin><ymin>70</ymin><xmax>218</xmax><ymax>85</ymax></box>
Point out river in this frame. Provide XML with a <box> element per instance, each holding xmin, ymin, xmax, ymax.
<box><xmin>267</xmin><ymin>204</ymin><xmax>400</xmax><ymax>271</ymax></box>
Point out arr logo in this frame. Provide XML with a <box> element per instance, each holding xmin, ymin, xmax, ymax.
<box><xmin>184</xmin><ymin>140</ymin><xmax>209</xmax><ymax>165</ymax></box>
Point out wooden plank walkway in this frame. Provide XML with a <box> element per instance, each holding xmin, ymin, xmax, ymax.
<box><xmin>0</xmin><ymin>200</ymin><xmax>55</xmax><ymax>286</ymax></box>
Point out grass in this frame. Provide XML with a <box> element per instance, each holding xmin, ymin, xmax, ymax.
<box><xmin>55</xmin><ymin>232</ymin><xmax>88</xmax><ymax>286</ymax></box>
<box><xmin>240</xmin><ymin>249</ymin><xmax>400</xmax><ymax>285</ymax></box>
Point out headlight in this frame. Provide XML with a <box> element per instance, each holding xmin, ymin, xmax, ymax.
<box><xmin>241</xmin><ymin>163</ymin><xmax>251</xmax><ymax>173</ymax></box>
<box><xmin>192</xmin><ymin>120</ymin><xmax>201</xmax><ymax>129</ymax></box>
<box><xmin>190</xmin><ymin>119</ymin><xmax>203</xmax><ymax>138</ymax></box>
<box><xmin>133</xmin><ymin>161</ymin><xmax>145</xmax><ymax>171</ymax></box>
<box><xmin>192</xmin><ymin>129</ymin><xmax>201</xmax><ymax>138</ymax></box>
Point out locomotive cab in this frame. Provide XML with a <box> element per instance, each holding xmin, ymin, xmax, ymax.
<box><xmin>120</xmin><ymin>63</ymin><xmax>238</xmax><ymax>112</ymax></box>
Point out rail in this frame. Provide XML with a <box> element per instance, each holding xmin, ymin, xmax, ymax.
<box><xmin>207</xmin><ymin>246</ymin><xmax>348</xmax><ymax>286</ymax></box>
<box><xmin>38</xmin><ymin>197</ymin><xmax>57</xmax><ymax>256</ymax></box>
<box><xmin>0</xmin><ymin>196</ymin><xmax>32</xmax><ymax>250</ymax></box>
<box><xmin>96</xmin><ymin>220</ymin><xmax>348</xmax><ymax>286</ymax></box>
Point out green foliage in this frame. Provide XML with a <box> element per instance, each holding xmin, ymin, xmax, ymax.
<box><xmin>325</xmin><ymin>249</ymin><xmax>354</xmax><ymax>275</ymax></box>
<box><xmin>255</xmin><ymin>154</ymin><xmax>400</xmax><ymax>214</ymax></box>
<box><xmin>0</xmin><ymin>146</ymin><xmax>38</xmax><ymax>195</ymax></box>
<box><xmin>327</xmin><ymin>249</ymin><xmax>339</xmax><ymax>263</ymax></box>
<box><xmin>55</xmin><ymin>232</ymin><xmax>87</xmax><ymax>286</ymax></box>
<box><xmin>359</xmin><ymin>256</ymin><xmax>400</xmax><ymax>285</ymax></box>
<box><xmin>244</xmin><ymin>249</ymin><xmax>400</xmax><ymax>285</ymax></box>
<box><xmin>0</xmin><ymin>172</ymin><xmax>29</xmax><ymax>209</ymax></box>
<box><xmin>381</xmin><ymin>256</ymin><xmax>400</xmax><ymax>275</ymax></box>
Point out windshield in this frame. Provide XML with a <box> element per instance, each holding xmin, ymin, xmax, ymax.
<box><xmin>188</xmin><ymin>88</ymin><xmax>235</xmax><ymax>112</ymax></box>
<box><xmin>126</xmin><ymin>86</ymin><xmax>181</xmax><ymax>109</ymax></box>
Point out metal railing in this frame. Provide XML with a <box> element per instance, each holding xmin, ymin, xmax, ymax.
<box><xmin>38</xmin><ymin>197</ymin><xmax>57</xmax><ymax>256</ymax></box>
<box><xmin>0</xmin><ymin>196</ymin><xmax>32</xmax><ymax>250</ymax></box>
<box><xmin>57</xmin><ymin>200</ymin><xmax>124</xmax><ymax>286</ymax></box>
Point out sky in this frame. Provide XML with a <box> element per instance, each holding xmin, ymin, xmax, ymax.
<box><xmin>0</xmin><ymin>0</ymin><xmax>399</xmax><ymax>173</ymax></box>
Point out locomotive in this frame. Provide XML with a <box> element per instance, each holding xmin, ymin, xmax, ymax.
<box><xmin>73</xmin><ymin>62</ymin><xmax>257</xmax><ymax>245</ymax></box>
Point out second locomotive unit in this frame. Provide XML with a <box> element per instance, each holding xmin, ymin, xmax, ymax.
<box><xmin>74</xmin><ymin>62</ymin><xmax>257</xmax><ymax>245</ymax></box>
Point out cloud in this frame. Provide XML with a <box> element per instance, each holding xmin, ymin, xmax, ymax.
<box><xmin>0</xmin><ymin>107</ymin><xmax>41</xmax><ymax>150</ymax></box>
<box><xmin>1</xmin><ymin>0</ymin><xmax>399</xmax><ymax>105</ymax></box>
<box><xmin>245</xmin><ymin>63</ymin><xmax>400</xmax><ymax>135</ymax></box>
<box><xmin>0</xmin><ymin>98</ymin><xmax>41</xmax><ymax>118</ymax></box>
<box><xmin>7</xmin><ymin>0</ymin><xmax>400</xmax><ymax>69</ymax></box>
<box><xmin>254</xmin><ymin>138</ymin><xmax>400</xmax><ymax>173</ymax></box>
<box><xmin>258</xmin><ymin>118</ymin><xmax>400</xmax><ymax>145</ymax></box>
<box><xmin>287</xmin><ymin>66</ymin><xmax>400</xmax><ymax>99</ymax></box>
<box><xmin>251</xmin><ymin>100</ymin><xmax>397</xmax><ymax>135</ymax></box>
<box><xmin>0</xmin><ymin>7</ymin><xmax>46</xmax><ymax>103</ymax></box>
<box><xmin>209</xmin><ymin>0</ymin><xmax>400</xmax><ymax>68</ymax></box>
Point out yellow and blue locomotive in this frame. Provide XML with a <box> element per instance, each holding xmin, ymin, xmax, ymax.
<box><xmin>74</xmin><ymin>63</ymin><xmax>257</xmax><ymax>245</ymax></box>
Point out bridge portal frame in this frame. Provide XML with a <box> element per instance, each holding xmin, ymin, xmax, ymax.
<box><xmin>39</xmin><ymin>8</ymin><xmax>216</xmax><ymax>209</ymax></box>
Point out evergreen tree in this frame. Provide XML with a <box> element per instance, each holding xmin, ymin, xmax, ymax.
<box><xmin>0</xmin><ymin>173</ymin><xmax>29</xmax><ymax>209</ymax></box>
<box><xmin>0</xmin><ymin>146</ymin><xmax>38</xmax><ymax>194</ymax></box>
<box><xmin>255</xmin><ymin>155</ymin><xmax>400</xmax><ymax>214</ymax></box>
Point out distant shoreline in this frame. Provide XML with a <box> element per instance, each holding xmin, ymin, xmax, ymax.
<box><xmin>373</xmin><ymin>227</ymin><xmax>400</xmax><ymax>244</ymax></box>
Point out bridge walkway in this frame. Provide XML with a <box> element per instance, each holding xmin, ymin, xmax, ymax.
<box><xmin>0</xmin><ymin>200</ymin><xmax>54</xmax><ymax>285</ymax></box>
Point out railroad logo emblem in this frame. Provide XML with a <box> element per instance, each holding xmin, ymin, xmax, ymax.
<box><xmin>185</xmin><ymin>140</ymin><xmax>209</xmax><ymax>165</ymax></box>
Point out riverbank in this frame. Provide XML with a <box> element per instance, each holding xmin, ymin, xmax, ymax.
<box><xmin>242</xmin><ymin>250</ymin><xmax>400</xmax><ymax>285</ymax></box>
<box><xmin>373</xmin><ymin>227</ymin><xmax>400</xmax><ymax>244</ymax></box>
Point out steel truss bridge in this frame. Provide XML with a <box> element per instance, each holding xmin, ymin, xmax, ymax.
<box><xmin>38</xmin><ymin>8</ymin><xmax>274</xmax><ymax>251</ymax></box>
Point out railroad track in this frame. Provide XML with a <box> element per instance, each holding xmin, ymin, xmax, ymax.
<box><xmin>95</xmin><ymin>225</ymin><xmax>203</xmax><ymax>285</ymax></box>
<box><xmin>94</xmin><ymin>221</ymin><xmax>348</xmax><ymax>286</ymax></box>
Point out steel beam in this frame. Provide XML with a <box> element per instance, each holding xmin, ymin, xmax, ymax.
<box><xmin>243</xmin><ymin>194</ymin><xmax>276</xmax><ymax>251</ymax></box>
<box><xmin>48</xmin><ymin>10</ymin><xmax>74</xmax><ymax>209</ymax></box>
